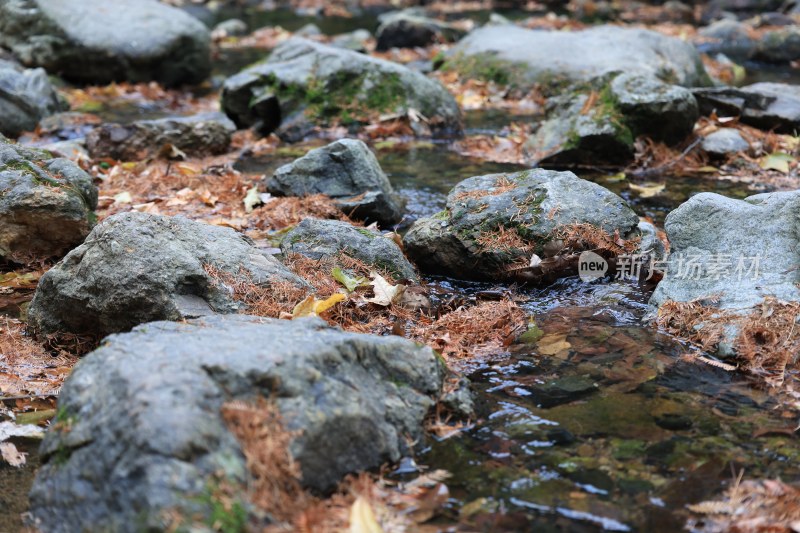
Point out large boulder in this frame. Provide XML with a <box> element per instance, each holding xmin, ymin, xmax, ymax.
<box><xmin>0</xmin><ymin>0</ymin><xmax>211</xmax><ymax>86</ymax></box>
<box><xmin>0</xmin><ymin>136</ymin><xmax>97</xmax><ymax>261</ymax></box>
<box><xmin>221</xmin><ymin>37</ymin><xmax>462</xmax><ymax>136</ymax></box>
<box><xmin>445</xmin><ymin>25</ymin><xmax>710</xmax><ymax>89</ymax></box>
<box><xmin>0</xmin><ymin>59</ymin><xmax>66</xmax><ymax>137</ymax></box>
<box><xmin>375</xmin><ymin>9</ymin><xmax>466</xmax><ymax>51</ymax></box>
<box><xmin>403</xmin><ymin>169</ymin><xmax>639</xmax><ymax>282</ymax></box>
<box><xmin>27</xmin><ymin>212</ymin><xmax>307</xmax><ymax>337</ymax></box>
<box><xmin>85</xmin><ymin>112</ymin><xmax>236</xmax><ymax>161</ymax></box>
<box><xmin>264</xmin><ymin>139</ymin><xmax>405</xmax><ymax>226</ymax></box>
<box><xmin>693</xmin><ymin>83</ymin><xmax>800</xmax><ymax>133</ymax></box>
<box><xmin>281</xmin><ymin>219</ymin><xmax>418</xmax><ymax>282</ymax></box>
<box><xmin>29</xmin><ymin>315</ymin><xmax>447</xmax><ymax>532</ymax></box>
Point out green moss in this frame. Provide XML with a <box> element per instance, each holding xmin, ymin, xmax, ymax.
<box><xmin>431</xmin><ymin>210</ymin><xmax>450</xmax><ymax>221</ymax></box>
<box><xmin>442</xmin><ymin>52</ymin><xmax>521</xmax><ymax>86</ymax></box>
<box><xmin>596</xmin><ymin>85</ymin><xmax>635</xmax><ymax>146</ymax></box>
<box><xmin>356</xmin><ymin>228</ymin><xmax>377</xmax><ymax>239</ymax></box>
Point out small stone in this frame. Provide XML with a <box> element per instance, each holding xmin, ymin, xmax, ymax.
<box><xmin>701</xmin><ymin>128</ymin><xmax>750</xmax><ymax>157</ymax></box>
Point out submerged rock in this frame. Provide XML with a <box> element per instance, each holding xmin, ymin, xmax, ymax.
<box><xmin>701</xmin><ymin>128</ymin><xmax>750</xmax><ymax>157</ymax></box>
<box><xmin>85</xmin><ymin>112</ymin><xmax>236</xmax><ymax>160</ymax></box>
<box><xmin>376</xmin><ymin>9</ymin><xmax>466</xmax><ymax>51</ymax></box>
<box><xmin>27</xmin><ymin>212</ymin><xmax>306</xmax><ymax>337</ymax></box>
<box><xmin>403</xmin><ymin>169</ymin><xmax>639</xmax><ymax>282</ymax></box>
<box><xmin>29</xmin><ymin>315</ymin><xmax>448</xmax><ymax>532</ymax></box>
<box><xmin>445</xmin><ymin>25</ymin><xmax>710</xmax><ymax>89</ymax></box>
<box><xmin>221</xmin><ymin>37</ymin><xmax>462</xmax><ymax>136</ymax></box>
<box><xmin>0</xmin><ymin>0</ymin><xmax>211</xmax><ymax>86</ymax></box>
<box><xmin>264</xmin><ymin>139</ymin><xmax>404</xmax><ymax>226</ymax></box>
<box><xmin>0</xmin><ymin>60</ymin><xmax>66</xmax><ymax>137</ymax></box>
<box><xmin>0</xmin><ymin>136</ymin><xmax>97</xmax><ymax>260</ymax></box>
<box><xmin>281</xmin><ymin>219</ymin><xmax>418</xmax><ymax>281</ymax></box>
<box><xmin>693</xmin><ymin>83</ymin><xmax>800</xmax><ymax>133</ymax></box>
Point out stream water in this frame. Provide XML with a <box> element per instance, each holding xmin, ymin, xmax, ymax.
<box><xmin>2</xmin><ymin>7</ymin><xmax>798</xmax><ymax>533</ymax></box>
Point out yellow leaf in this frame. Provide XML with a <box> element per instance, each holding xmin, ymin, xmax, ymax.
<box><xmin>629</xmin><ymin>182</ymin><xmax>665</xmax><ymax>198</ymax></box>
<box><xmin>175</xmin><ymin>163</ymin><xmax>200</xmax><ymax>176</ymax></box>
<box><xmin>760</xmin><ymin>152</ymin><xmax>794</xmax><ymax>173</ymax></box>
<box><xmin>113</xmin><ymin>191</ymin><xmax>132</xmax><ymax>205</ymax></box>
<box><xmin>313</xmin><ymin>293</ymin><xmax>346</xmax><ymax>314</ymax></box>
<box><xmin>291</xmin><ymin>294</ymin><xmax>346</xmax><ymax>318</ymax></box>
<box><xmin>349</xmin><ymin>496</ymin><xmax>383</xmax><ymax>533</ymax></box>
<box><xmin>537</xmin><ymin>334</ymin><xmax>572</xmax><ymax>357</ymax></box>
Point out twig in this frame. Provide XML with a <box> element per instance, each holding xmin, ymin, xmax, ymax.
<box><xmin>627</xmin><ymin>137</ymin><xmax>703</xmax><ymax>180</ymax></box>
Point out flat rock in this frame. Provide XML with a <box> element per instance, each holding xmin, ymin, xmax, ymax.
<box><xmin>0</xmin><ymin>136</ymin><xmax>97</xmax><ymax>260</ymax></box>
<box><xmin>264</xmin><ymin>139</ymin><xmax>405</xmax><ymax>226</ymax></box>
<box><xmin>29</xmin><ymin>315</ymin><xmax>448</xmax><ymax>532</ymax></box>
<box><xmin>0</xmin><ymin>59</ymin><xmax>66</xmax><ymax>137</ymax></box>
<box><xmin>701</xmin><ymin>128</ymin><xmax>750</xmax><ymax>157</ymax></box>
<box><xmin>0</xmin><ymin>0</ymin><xmax>211</xmax><ymax>86</ymax></box>
<box><xmin>221</xmin><ymin>37</ymin><xmax>462</xmax><ymax>136</ymax></box>
<box><xmin>27</xmin><ymin>212</ymin><xmax>307</xmax><ymax>337</ymax></box>
<box><xmin>693</xmin><ymin>82</ymin><xmax>800</xmax><ymax>133</ymax></box>
<box><xmin>281</xmin><ymin>219</ymin><xmax>418</xmax><ymax>281</ymax></box>
<box><xmin>446</xmin><ymin>25</ymin><xmax>710</xmax><ymax>89</ymax></box>
<box><xmin>85</xmin><ymin>112</ymin><xmax>236</xmax><ymax>160</ymax></box>
<box><xmin>403</xmin><ymin>169</ymin><xmax>639</xmax><ymax>282</ymax></box>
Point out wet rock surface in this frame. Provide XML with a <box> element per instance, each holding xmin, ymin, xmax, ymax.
<box><xmin>0</xmin><ymin>60</ymin><xmax>66</xmax><ymax>138</ymax></box>
<box><xmin>0</xmin><ymin>0</ymin><xmax>211</xmax><ymax>86</ymax></box>
<box><xmin>85</xmin><ymin>112</ymin><xmax>236</xmax><ymax>160</ymax></box>
<box><xmin>404</xmin><ymin>169</ymin><xmax>639</xmax><ymax>281</ymax></box>
<box><xmin>29</xmin><ymin>315</ymin><xmax>446</xmax><ymax>532</ymax></box>
<box><xmin>27</xmin><ymin>212</ymin><xmax>306</xmax><ymax>337</ymax></box>
<box><xmin>281</xmin><ymin>218</ymin><xmax>418</xmax><ymax>281</ymax></box>
<box><xmin>0</xmin><ymin>136</ymin><xmax>97</xmax><ymax>261</ymax></box>
<box><xmin>693</xmin><ymin>83</ymin><xmax>800</xmax><ymax>133</ymax></box>
<box><xmin>264</xmin><ymin>139</ymin><xmax>405</xmax><ymax>226</ymax></box>
<box><xmin>221</xmin><ymin>37</ymin><xmax>462</xmax><ymax>136</ymax></box>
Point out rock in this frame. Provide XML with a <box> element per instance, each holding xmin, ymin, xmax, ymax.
<box><xmin>29</xmin><ymin>314</ymin><xmax>449</xmax><ymax>532</ymax></box>
<box><xmin>403</xmin><ymin>169</ymin><xmax>639</xmax><ymax>282</ymax></box>
<box><xmin>330</xmin><ymin>29</ymin><xmax>372</xmax><ymax>53</ymax></box>
<box><xmin>445</xmin><ymin>25</ymin><xmax>710</xmax><ymax>89</ymax></box>
<box><xmin>696</xmin><ymin>19</ymin><xmax>757</xmax><ymax>59</ymax></box>
<box><xmin>650</xmin><ymin>191</ymin><xmax>800</xmax><ymax>312</ymax></box>
<box><xmin>39</xmin><ymin>139</ymin><xmax>89</xmax><ymax>161</ymax></box>
<box><xmin>693</xmin><ymin>83</ymin><xmax>800</xmax><ymax>133</ymax></box>
<box><xmin>37</xmin><ymin>112</ymin><xmax>101</xmax><ymax>141</ymax></box>
<box><xmin>0</xmin><ymin>0</ymin><xmax>211</xmax><ymax>86</ymax></box>
<box><xmin>264</xmin><ymin>139</ymin><xmax>405</xmax><ymax>226</ymax></box>
<box><xmin>754</xmin><ymin>27</ymin><xmax>800</xmax><ymax>64</ymax></box>
<box><xmin>281</xmin><ymin>219</ymin><xmax>418</xmax><ymax>281</ymax></box>
<box><xmin>701</xmin><ymin>128</ymin><xmax>750</xmax><ymax>157</ymax></box>
<box><xmin>0</xmin><ymin>60</ymin><xmax>66</xmax><ymax>137</ymax></box>
<box><xmin>27</xmin><ymin>212</ymin><xmax>307</xmax><ymax>337</ymax></box>
<box><xmin>211</xmin><ymin>18</ymin><xmax>249</xmax><ymax>40</ymax></box>
<box><xmin>85</xmin><ymin>112</ymin><xmax>235</xmax><ymax>161</ymax></box>
<box><xmin>524</xmin><ymin>73</ymin><xmax>697</xmax><ymax>166</ymax></box>
<box><xmin>375</xmin><ymin>10</ymin><xmax>466</xmax><ymax>51</ymax></box>
<box><xmin>221</xmin><ymin>37</ymin><xmax>462</xmax><ymax>136</ymax></box>
<box><xmin>296</xmin><ymin>23</ymin><xmax>322</xmax><ymax>38</ymax></box>
<box><xmin>0</xmin><ymin>136</ymin><xmax>97</xmax><ymax>261</ymax></box>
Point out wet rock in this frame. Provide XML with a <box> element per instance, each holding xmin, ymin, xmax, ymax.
<box><xmin>264</xmin><ymin>139</ymin><xmax>404</xmax><ymax>226</ymax></box>
<box><xmin>211</xmin><ymin>18</ymin><xmax>249</xmax><ymax>40</ymax></box>
<box><xmin>85</xmin><ymin>112</ymin><xmax>235</xmax><ymax>161</ymax></box>
<box><xmin>403</xmin><ymin>169</ymin><xmax>639</xmax><ymax>282</ymax></box>
<box><xmin>29</xmin><ymin>314</ymin><xmax>447</xmax><ymax>532</ymax></box>
<box><xmin>375</xmin><ymin>9</ymin><xmax>466</xmax><ymax>51</ymax></box>
<box><xmin>650</xmin><ymin>190</ymin><xmax>800</xmax><ymax>312</ymax></box>
<box><xmin>281</xmin><ymin>219</ymin><xmax>418</xmax><ymax>282</ymax></box>
<box><xmin>754</xmin><ymin>26</ymin><xmax>800</xmax><ymax>64</ymax></box>
<box><xmin>0</xmin><ymin>60</ymin><xmax>66</xmax><ymax>137</ymax></box>
<box><xmin>524</xmin><ymin>73</ymin><xmax>697</xmax><ymax>166</ymax></box>
<box><xmin>529</xmin><ymin>375</ymin><xmax>598</xmax><ymax>408</ymax></box>
<box><xmin>37</xmin><ymin>112</ymin><xmax>101</xmax><ymax>141</ymax></box>
<box><xmin>693</xmin><ymin>83</ymin><xmax>800</xmax><ymax>133</ymax></box>
<box><xmin>331</xmin><ymin>29</ymin><xmax>372</xmax><ymax>53</ymax></box>
<box><xmin>446</xmin><ymin>25</ymin><xmax>710</xmax><ymax>89</ymax></box>
<box><xmin>0</xmin><ymin>136</ymin><xmax>97</xmax><ymax>261</ymax></box>
<box><xmin>701</xmin><ymin>128</ymin><xmax>749</xmax><ymax>157</ymax></box>
<box><xmin>696</xmin><ymin>19</ymin><xmax>757</xmax><ymax>59</ymax></box>
<box><xmin>0</xmin><ymin>0</ymin><xmax>211</xmax><ymax>86</ymax></box>
<box><xmin>221</xmin><ymin>37</ymin><xmax>462</xmax><ymax>136</ymax></box>
<box><xmin>27</xmin><ymin>212</ymin><xmax>307</xmax><ymax>337</ymax></box>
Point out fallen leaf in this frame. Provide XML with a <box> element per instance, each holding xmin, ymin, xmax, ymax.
<box><xmin>760</xmin><ymin>152</ymin><xmax>794</xmax><ymax>173</ymax></box>
<box><xmin>0</xmin><ymin>442</ymin><xmax>25</xmax><ymax>467</ymax></box>
<box><xmin>537</xmin><ymin>334</ymin><xmax>572</xmax><ymax>357</ymax></box>
<box><xmin>349</xmin><ymin>496</ymin><xmax>383</xmax><ymax>533</ymax></box>
<box><xmin>243</xmin><ymin>186</ymin><xmax>262</xmax><ymax>213</ymax></box>
<box><xmin>367</xmin><ymin>272</ymin><xmax>404</xmax><ymax>306</ymax></box>
<box><xmin>292</xmin><ymin>293</ymin><xmax>347</xmax><ymax>318</ymax></box>
<box><xmin>629</xmin><ymin>182</ymin><xmax>665</xmax><ymax>198</ymax></box>
<box><xmin>332</xmin><ymin>268</ymin><xmax>368</xmax><ymax>292</ymax></box>
<box><xmin>113</xmin><ymin>191</ymin><xmax>132</xmax><ymax>205</ymax></box>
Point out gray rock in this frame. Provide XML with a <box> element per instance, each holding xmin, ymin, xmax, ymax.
<box><xmin>755</xmin><ymin>27</ymin><xmax>800</xmax><ymax>64</ymax></box>
<box><xmin>38</xmin><ymin>139</ymin><xmax>88</xmax><ymax>161</ymax></box>
<box><xmin>651</xmin><ymin>191</ymin><xmax>800</xmax><ymax>312</ymax></box>
<box><xmin>0</xmin><ymin>0</ymin><xmax>211</xmax><ymax>86</ymax></box>
<box><xmin>701</xmin><ymin>128</ymin><xmax>750</xmax><ymax>157</ymax></box>
<box><xmin>264</xmin><ymin>139</ymin><xmax>405</xmax><ymax>226</ymax></box>
<box><xmin>296</xmin><ymin>23</ymin><xmax>322</xmax><ymax>38</ymax></box>
<box><xmin>29</xmin><ymin>314</ymin><xmax>448</xmax><ymax>532</ymax></box>
<box><xmin>0</xmin><ymin>136</ymin><xmax>97</xmax><ymax>260</ymax></box>
<box><xmin>221</xmin><ymin>37</ymin><xmax>462</xmax><ymax>136</ymax></box>
<box><xmin>403</xmin><ymin>169</ymin><xmax>639</xmax><ymax>281</ymax></box>
<box><xmin>330</xmin><ymin>29</ymin><xmax>372</xmax><ymax>53</ymax></box>
<box><xmin>281</xmin><ymin>219</ymin><xmax>418</xmax><ymax>281</ymax></box>
<box><xmin>446</xmin><ymin>25</ymin><xmax>710</xmax><ymax>89</ymax></box>
<box><xmin>212</xmin><ymin>18</ymin><xmax>249</xmax><ymax>39</ymax></box>
<box><xmin>696</xmin><ymin>19</ymin><xmax>757</xmax><ymax>59</ymax></box>
<box><xmin>85</xmin><ymin>112</ymin><xmax>235</xmax><ymax>161</ymax></box>
<box><xmin>375</xmin><ymin>10</ymin><xmax>466</xmax><ymax>51</ymax></box>
<box><xmin>27</xmin><ymin>212</ymin><xmax>307</xmax><ymax>337</ymax></box>
<box><xmin>0</xmin><ymin>60</ymin><xmax>66</xmax><ymax>137</ymax></box>
<box><xmin>693</xmin><ymin>82</ymin><xmax>800</xmax><ymax>133</ymax></box>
